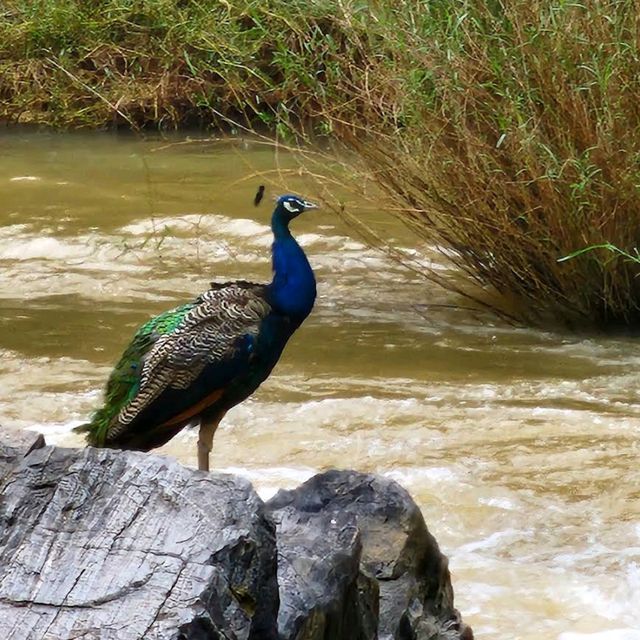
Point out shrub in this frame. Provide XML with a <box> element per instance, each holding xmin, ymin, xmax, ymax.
<box><xmin>286</xmin><ymin>0</ymin><xmax>640</xmax><ymax>329</ymax></box>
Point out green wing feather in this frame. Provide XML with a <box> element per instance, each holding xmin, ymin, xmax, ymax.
<box><xmin>75</xmin><ymin>302</ymin><xmax>195</xmax><ymax>446</ymax></box>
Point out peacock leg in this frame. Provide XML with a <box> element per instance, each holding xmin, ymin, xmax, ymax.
<box><xmin>197</xmin><ymin>415</ymin><xmax>222</xmax><ymax>472</ymax></box>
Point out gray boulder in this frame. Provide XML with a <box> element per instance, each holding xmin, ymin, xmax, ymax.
<box><xmin>268</xmin><ymin>506</ymin><xmax>379</xmax><ymax>640</ymax></box>
<box><xmin>0</xmin><ymin>427</ymin><xmax>45</xmax><ymax>459</ymax></box>
<box><xmin>267</xmin><ymin>470</ymin><xmax>472</xmax><ymax>640</ymax></box>
<box><xmin>0</xmin><ymin>443</ymin><xmax>278</xmax><ymax>640</ymax></box>
<box><xmin>0</xmin><ymin>433</ymin><xmax>472</xmax><ymax>640</ymax></box>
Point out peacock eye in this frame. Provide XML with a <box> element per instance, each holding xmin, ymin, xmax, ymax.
<box><xmin>283</xmin><ymin>201</ymin><xmax>299</xmax><ymax>213</ymax></box>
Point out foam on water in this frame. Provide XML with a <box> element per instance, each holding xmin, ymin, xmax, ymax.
<box><xmin>0</xmin><ymin>236</ymin><xmax>95</xmax><ymax>261</ymax></box>
<box><xmin>217</xmin><ymin>465</ymin><xmax>317</xmax><ymax>501</ymax></box>
<box><xmin>9</xmin><ymin>175</ymin><xmax>41</xmax><ymax>182</ymax></box>
<box><xmin>3</xmin><ymin>135</ymin><xmax>640</xmax><ymax>640</ymax></box>
<box><xmin>120</xmin><ymin>213</ymin><xmax>271</xmax><ymax>242</ymax></box>
<box><xmin>0</xmin><ymin>349</ymin><xmax>105</xmax><ymax>430</ymax></box>
<box><xmin>0</xmin><ymin>212</ymin><xmax>405</xmax><ymax>311</ymax></box>
<box><xmin>570</xmin><ymin>563</ymin><xmax>640</xmax><ymax>625</ymax></box>
<box><xmin>559</xmin><ymin>632</ymin><xmax>640</xmax><ymax>640</ymax></box>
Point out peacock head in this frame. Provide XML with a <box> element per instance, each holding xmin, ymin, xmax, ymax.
<box><xmin>273</xmin><ymin>194</ymin><xmax>319</xmax><ymax>223</ymax></box>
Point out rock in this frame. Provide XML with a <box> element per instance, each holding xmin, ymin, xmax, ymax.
<box><xmin>0</xmin><ymin>428</ymin><xmax>46</xmax><ymax>485</ymax></box>
<box><xmin>0</xmin><ymin>445</ymin><xmax>278</xmax><ymax>640</ymax></box>
<box><xmin>267</xmin><ymin>470</ymin><xmax>472</xmax><ymax>640</ymax></box>
<box><xmin>0</xmin><ymin>427</ymin><xmax>45</xmax><ymax>459</ymax></box>
<box><xmin>268</xmin><ymin>506</ymin><xmax>379</xmax><ymax>640</ymax></box>
<box><xmin>0</xmin><ymin>435</ymin><xmax>472</xmax><ymax>640</ymax></box>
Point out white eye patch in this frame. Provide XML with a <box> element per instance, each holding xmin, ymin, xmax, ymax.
<box><xmin>283</xmin><ymin>200</ymin><xmax>300</xmax><ymax>213</ymax></box>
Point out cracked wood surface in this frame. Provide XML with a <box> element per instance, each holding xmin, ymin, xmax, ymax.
<box><xmin>0</xmin><ymin>441</ymin><xmax>278</xmax><ymax>640</ymax></box>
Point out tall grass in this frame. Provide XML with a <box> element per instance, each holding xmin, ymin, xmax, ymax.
<box><xmin>0</xmin><ymin>0</ymin><xmax>294</xmax><ymax>128</ymax></box>
<box><xmin>3</xmin><ymin>0</ymin><xmax>640</xmax><ymax>328</ymax></box>
<box><xmin>286</xmin><ymin>0</ymin><xmax>640</xmax><ymax>328</ymax></box>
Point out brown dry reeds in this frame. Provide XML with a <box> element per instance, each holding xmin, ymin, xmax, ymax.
<box><xmin>290</xmin><ymin>1</ymin><xmax>640</xmax><ymax>329</ymax></box>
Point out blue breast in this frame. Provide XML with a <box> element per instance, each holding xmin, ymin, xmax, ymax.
<box><xmin>268</xmin><ymin>236</ymin><xmax>317</xmax><ymax>322</ymax></box>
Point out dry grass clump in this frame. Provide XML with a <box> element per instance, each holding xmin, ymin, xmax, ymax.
<box><xmin>293</xmin><ymin>1</ymin><xmax>640</xmax><ymax>328</ymax></box>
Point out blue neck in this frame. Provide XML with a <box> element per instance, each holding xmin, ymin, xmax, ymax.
<box><xmin>268</xmin><ymin>211</ymin><xmax>316</xmax><ymax>321</ymax></box>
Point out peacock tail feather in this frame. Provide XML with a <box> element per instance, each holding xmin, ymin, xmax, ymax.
<box><xmin>76</xmin><ymin>282</ymin><xmax>274</xmax><ymax>449</ymax></box>
<box><xmin>77</xmin><ymin>301</ymin><xmax>196</xmax><ymax>446</ymax></box>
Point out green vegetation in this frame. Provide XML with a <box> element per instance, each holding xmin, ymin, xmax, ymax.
<box><xmin>0</xmin><ymin>0</ymin><xmax>295</xmax><ymax>128</ymax></box>
<box><xmin>3</xmin><ymin>0</ymin><xmax>640</xmax><ymax>329</ymax></box>
<box><xmin>293</xmin><ymin>0</ymin><xmax>640</xmax><ymax>329</ymax></box>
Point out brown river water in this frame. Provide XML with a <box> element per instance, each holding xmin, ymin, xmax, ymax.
<box><xmin>1</xmin><ymin>130</ymin><xmax>639</xmax><ymax>639</ymax></box>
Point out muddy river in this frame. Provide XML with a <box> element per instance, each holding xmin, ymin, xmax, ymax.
<box><xmin>1</xmin><ymin>131</ymin><xmax>639</xmax><ymax>639</ymax></box>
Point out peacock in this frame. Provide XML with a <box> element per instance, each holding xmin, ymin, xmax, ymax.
<box><xmin>75</xmin><ymin>194</ymin><xmax>318</xmax><ymax>471</ymax></box>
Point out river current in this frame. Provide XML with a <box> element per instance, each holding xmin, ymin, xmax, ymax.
<box><xmin>1</xmin><ymin>131</ymin><xmax>639</xmax><ymax>639</ymax></box>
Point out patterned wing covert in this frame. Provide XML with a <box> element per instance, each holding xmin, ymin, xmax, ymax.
<box><xmin>76</xmin><ymin>300</ymin><xmax>195</xmax><ymax>446</ymax></box>
<box><xmin>107</xmin><ymin>282</ymin><xmax>271</xmax><ymax>440</ymax></box>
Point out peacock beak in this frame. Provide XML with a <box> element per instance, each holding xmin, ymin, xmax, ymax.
<box><xmin>302</xmin><ymin>200</ymin><xmax>319</xmax><ymax>211</ymax></box>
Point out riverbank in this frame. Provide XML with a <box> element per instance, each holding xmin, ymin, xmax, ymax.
<box><xmin>0</xmin><ymin>0</ymin><xmax>332</xmax><ymax>130</ymax></box>
<box><xmin>4</xmin><ymin>1</ymin><xmax>640</xmax><ymax>329</ymax></box>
